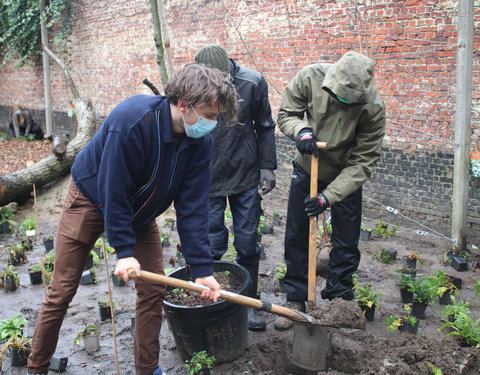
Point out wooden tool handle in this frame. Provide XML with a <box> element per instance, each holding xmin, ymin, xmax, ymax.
<box><xmin>308</xmin><ymin>155</ymin><xmax>319</xmax><ymax>306</ymax></box>
<box><xmin>316</xmin><ymin>141</ymin><xmax>328</xmax><ymax>149</ymax></box>
<box><xmin>127</xmin><ymin>269</ymin><xmax>310</xmax><ymax>322</ymax></box>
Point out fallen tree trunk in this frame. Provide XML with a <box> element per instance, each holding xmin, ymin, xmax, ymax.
<box><xmin>0</xmin><ymin>47</ymin><xmax>96</xmax><ymax>206</ymax></box>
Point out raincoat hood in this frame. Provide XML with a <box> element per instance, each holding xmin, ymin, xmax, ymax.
<box><xmin>322</xmin><ymin>51</ymin><xmax>374</xmax><ymax>104</ymax></box>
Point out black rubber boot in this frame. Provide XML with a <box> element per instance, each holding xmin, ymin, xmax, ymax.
<box><xmin>241</xmin><ymin>263</ymin><xmax>266</xmax><ymax>331</ymax></box>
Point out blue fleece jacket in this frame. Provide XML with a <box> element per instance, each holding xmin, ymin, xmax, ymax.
<box><xmin>71</xmin><ymin>95</ymin><xmax>213</xmax><ymax>279</ymax></box>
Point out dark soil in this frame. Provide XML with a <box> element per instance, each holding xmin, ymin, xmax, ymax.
<box><xmin>1</xmin><ymin>161</ymin><xmax>480</xmax><ymax>375</ymax></box>
<box><xmin>165</xmin><ymin>271</ymin><xmax>243</xmax><ymax>306</ymax></box>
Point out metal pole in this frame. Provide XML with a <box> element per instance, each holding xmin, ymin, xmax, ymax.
<box><xmin>451</xmin><ymin>0</ymin><xmax>474</xmax><ymax>250</ymax></box>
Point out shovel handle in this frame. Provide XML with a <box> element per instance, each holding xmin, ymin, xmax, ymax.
<box><xmin>316</xmin><ymin>141</ymin><xmax>328</xmax><ymax>149</ymax></box>
<box><xmin>128</xmin><ymin>269</ymin><xmax>312</xmax><ymax>323</ymax></box>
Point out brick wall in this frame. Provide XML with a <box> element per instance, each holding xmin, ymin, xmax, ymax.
<box><xmin>0</xmin><ymin>0</ymin><xmax>479</xmax><ymax>243</ymax></box>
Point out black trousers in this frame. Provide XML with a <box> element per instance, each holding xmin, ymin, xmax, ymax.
<box><xmin>284</xmin><ymin>161</ymin><xmax>362</xmax><ymax>301</ymax></box>
<box><xmin>8</xmin><ymin>122</ymin><xmax>44</xmax><ymax>140</ymax></box>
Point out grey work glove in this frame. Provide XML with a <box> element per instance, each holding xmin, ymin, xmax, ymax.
<box><xmin>259</xmin><ymin>169</ymin><xmax>276</xmax><ymax>195</ymax></box>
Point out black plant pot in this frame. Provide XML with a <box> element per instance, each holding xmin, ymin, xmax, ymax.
<box><xmin>198</xmin><ymin>368</ymin><xmax>211</xmax><ymax>375</ymax></box>
<box><xmin>399</xmin><ymin>320</ymin><xmax>419</xmax><ymax>335</ymax></box>
<box><xmin>111</xmin><ymin>272</ymin><xmax>126</xmax><ymax>287</ymax></box>
<box><xmin>0</xmin><ymin>222</ymin><xmax>11</xmax><ymax>234</ymax></box>
<box><xmin>411</xmin><ymin>301</ymin><xmax>427</xmax><ymax>319</ymax></box>
<box><xmin>439</xmin><ymin>292</ymin><xmax>453</xmax><ymax>305</ymax></box>
<box><xmin>402</xmin><ymin>258</ymin><xmax>417</xmax><ymax>269</ymax></box>
<box><xmin>4</xmin><ymin>275</ymin><xmax>18</xmax><ymax>292</ymax></box>
<box><xmin>278</xmin><ymin>278</ymin><xmax>286</xmax><ymax>293</ymax></box>
<box><xmin>84</xmin><ymin>254</ymin><xmax>94</xmax><ymax>270</ymax></box>
<box><xmin>80</xmin><ymin>270</ymin><xmax>95</xmax><ymax>285</ymax></box>
<box><xmin>400</xmin><ymin>288</ymin><xmax>414</xmax><ymax>304</ymax></box>
<box><xmin>161</xmin><ymin>238</ymin><xmax>170</xmax><ymax>247</ymax></box>
<box><xmin>401</xmin><ymin>268</ymin><xmax>416</xmax><ymax>279</ymax></box>
<box><xmin>43</xmin><ymin>239</ymin><xmax>54</xmax><ymax>252</ymax></box>
<box><xmin>362</xmin><ymin>305</ymin><xmax>375</xmax><ymax>322</ymax></box>
<box><xmin>359</xmin><ymin>229</ymin><xmax>372</xmax><ymax>242</ymax></box>
<box><xmin>29</xmin><ymin>270</ymin><xmax>42</xmax><ymax>285</ymax></box>
<box><xmin>449</xmin><ymin>275</ymin><xmax>463</xmax><ymax>290</ymax></box>
<box><xmin>10</xmin><ymin>252</ymin><xmax>26</xmax><ymax>266</ymax></box>
<box><xmin>130</xmin><ymin>317</ymin><xmax>135</xmax><ymax>337</ymax></box>
<box><xmin>11</xmin><ymin>347</ymin><xmax>31</xmax><ymax>367</ymax></box>
<box><xmin>163</xmin><ymin>261</ymin><xmax>249</xmax><ymax>363</ymax></box>
<box><xmin>99</xmin><ymin>304</ymin><xmax>112</xmax><ymax>321</ymax></box>
<box><xmin>49</xmin><ymin>352</ymin><xmax>68</xmax><ymax>372</ymax></box>
<box><xmin>259</xmin><ymin>225</ymin><xmax>273</xmax><ymax>235</ymax></box>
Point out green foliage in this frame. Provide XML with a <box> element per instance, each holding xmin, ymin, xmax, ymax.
<box><xmin>97</xmin><ymin>297</ymin><xmax>113</xmax><ymax>307</ymax></box>
<box><xmin>19</xmin><ymin>217</ymin><xmax>36</xmax><ymax>236</ymax></box>
<box><xmin>398</xmin><ymin>273</ymin><xmax>415</xmax><ymax>291</ymax></box>
<box><xmin>29</xmin><ymin>262</ymin><xmax>41</xmax><ymax>273</ymax></box>
<box><xmin>360</xmin><ymin>222</ymin><xmax>372</xmax><ymax>232</ymax></box>
<box><xmin>411</xmin><ymin>276</ymin><xmax>438</xmax><ymax>305</ymax></box>
<box><xmin>185</xmin><ymin>350</ymin><xmax>215</xmax><ymax>375</ymax></box>
<box><xmin>427</xmin><ymin>362</ymin><xmax>444</xmax><ymax>375</ymax></box>
<box><xmin>431</xmin><ymin>270</ymin><xmax>458</xmax><ymax>298</ymax></box>
<box><xmin>384</xmin><ymin>304</ymin><xmax>417</xmax><ymax>331</ymax></box>
<box><xmin>0</xmin><ymin>314</ymin><xmax>27</xmax><ymax>341</ymax></box>
<box><xmin>0</xmin><ymin>207</ymin><xmax>14</xmax><ymax>223</ymax></box>
<box><xmin>0</xmin><ymin>332</ymin><xmax>31</xmax><ymax>372</ymax></box>
<box><xmin>274</xmin><ymin>263</ymin><xmax>287</xmax><ymax>280</ymax></box>
<box><xmin>353</xmin><ymin>276</ymin><xmax>386</xmax><ymax>310</ymax></box>
<box><xmin>73</xmin><ymin>324</ymin><xmax>99</xmax><ymax>346</ymax></box>
<box><xmin>0</xmin><ymin>0</ymin><xmax>75</xmax><ymax>67</ymax></box>
<box><xmin>440</xmin><ymin>297</ymin><xmax>470</xmax><ymax>323</ymax></box>
<box><xmin>439</xmin><ymin>311</ymin><xmax>480</xmax><ymax>347</ymax></box>
<box><xmin>373</xmin><ymin>248</ymin><xmax>396</xmax><ymax>264</ymax></box>
<box><xmin>1</xmin><ymin>265</ymin><xmax>19</xmax><ymax>288</ymax></box>
<box><xmin>224</xmin><ymin>208</ymin><xmax>232</xmax><ymax>220</ymax></box>
<box><xmin>374</xmin><ymin>220</ymin><xmax>399</xmax><ymax>239</ymax></box>
<box><xmin>403</xmin><ymin>251</ymin><xmax>423</xmax><ymax>264</ymax></box>
<box><xmin>475</xmin><ymin>281</ymin><xmax>480</xmax><ymax>299</ymax></box>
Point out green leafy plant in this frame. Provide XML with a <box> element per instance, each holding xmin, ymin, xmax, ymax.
<box><xmin>440</xmin><ymin>297</ymin><xmax>470</xmax><ymax>323</ymax></box>
<box><xmin>475</xmin><ymin>281</ymin><xmax>480</xmax><ymax>299</ymax></box>
<box><xmin>411</xmin><ymin>276</ymin><xmax>438</xmax><ymax>305</ymax></box>
<box><xmin>384</xmin><ymin>304</ymin><xmax>417</xmax><ymax>331</ymax></box>
<box><xmin>360</xmin><ymin>222</ymin><xmax>372</xmax><ymax>232</ymax></box>
<box><xmin>0</xmin><ymin>207</ymin><xmax>16</xmax><ymax>232</ymax></box>
<box><xmin>19</xmin><ymin>217</ymin><xmax>37</xmax><ymax>236</ymax></box>
<box><xmin>399</xmin><ymin>273</ymin><xmax>415</xmax><ymax>291</ymax></box>
<box><xmin>224</xmin><ymin>208</ymin><xmax>233</xmax><ymax>220</ymax></box>
<box><xmin>375</xmin><ymin>220</ymin><xmax>399</xmax><ymax>239</ymax></box>
<box><xmin>353</xmin><ymin>276</ymin><xmax>386</xmax><ymax>310</ymax></box>
<box><xmin>0</xmin><ymin>332</ymin><xmax>32</xmax><ymax>372</ymax></box>
<box><xmin>431</xmin><ymin>270</ymin><xmax>458</xmax><ymax>298</ymax></box>
<box><xmin>0</xmin><ymin>314</ymin><xmax>27</xmax><ymax>341</ymax></box>
<box><xmin>98</xmin><ymin>297</ymin><xmax>113</xmax><ymax>308</ymax></box>
<box><xmin>73</xmin><ymin>325</ymin><xmax>99</xmax><ymax>347</ymax></box>
<box><xmin>185</xmin><ymin>350</ymin><xmax>215</xmax><ymax>375</ymax></box>
<box><xmin>8</xmin><ymin>243</ymin><xmax>27</xmax><ymax>265</ymax></box>
<box><xmin>427</xmin><ymin>362</ymin><xmax>444</xmax><ymax>375</ymax></box>
<box><xmin>1</xmin><ymin>265</ymin><xmax>19</xmax><ymax>289</ymax></box>
<box><xmin>29</xmin><ymin>263</ymin><xmax>42</xmax><ymax>273</ymax></box>
<box><xmin>439</xmin><ymin>311</ymin><xmax>480</xmax><ymax>347</ymax></box>
<box><xmin>373</xmin><ymin>248</ymin><xmax>396</xmax><ymax>264</ymax></box>
<box><xmin>274</xmin><ymin>263</ymin><xmax>287</xmax><ymax>280</ymax></box>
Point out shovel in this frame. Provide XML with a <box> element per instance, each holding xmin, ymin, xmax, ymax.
<box><xmin>127</xmin><ymin>269</ymin><xmax>315</xmax><ymax>323</ymax></box>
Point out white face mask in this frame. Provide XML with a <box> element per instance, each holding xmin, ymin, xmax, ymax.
<box><xmin>182</xmin><ymin>105</ymin><xmax>217</xmax><ymax>138</ymax></box>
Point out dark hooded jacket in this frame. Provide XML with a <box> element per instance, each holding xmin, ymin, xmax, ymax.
<box><xmin>278</xmin><ymin>51</ymin><xmax>386</xmax><ymax>205</ymax></box>
<box><xmin>209</xmin><ymin>59</ymin><xmax>277</xmax><ymax>198</ymax></box>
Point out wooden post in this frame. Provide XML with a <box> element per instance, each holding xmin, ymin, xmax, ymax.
<box><xmin>452</xmin><ymin>0</ymin><xmax>474</xmax><ymax>250</ymax></box>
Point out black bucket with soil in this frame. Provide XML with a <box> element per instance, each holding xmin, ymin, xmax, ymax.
<box><xmin>163</xmin><ymin>261</ymin><xmax>249</xmax><ymax>363</ymax></box>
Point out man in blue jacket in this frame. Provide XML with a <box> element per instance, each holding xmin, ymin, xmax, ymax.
<box><xmin>195</xmin><ymin>45</ymin><xmax>277</xmax><ymax>331</ymax></box>
<box><xmin>27</xmin><ymin>64</ymin><xmax>239</xmax><ymax>375</ymax></box>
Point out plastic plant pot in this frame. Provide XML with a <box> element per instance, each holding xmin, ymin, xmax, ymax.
<box><xmin>362</xmin><ymin>305</ymin><xmax>375</xmax><ymax>322</ymax></box>
<box><xmin>400</xmin><ymin>288</ymin><xmax>414</xmax><ymax>304</ymax></box>
<box><xmin>399</xmin><ymin>319</ymin><xmax>418</xmax><ymax>335</ymax></box>
<box><xmin>29</xmin><ymin>269</ymin><xmax>42</xmax><ymax>285</ymax></box>
<box><xmin>10</xmin><ymin>347</ymin><xmax>30</xmax><ymax>367</ymax></box>
<box><xmin>411</xmin><ymin>301</ymin><xmax>427</xmax><ymax>319</ymax></box>
<box><xmin>49</xmin><ymin>352</ymin><xmax>68</xmax><ymax>372</ymax></box>
<box><xmin>83</xmin><ymin>333</ymin><xmax>100</xmax><ymax>354</ymax></box>
<box><xmin>111</xmin><ymin>272</ymin><xmax>126</xmax><ymax>287</ymax></box>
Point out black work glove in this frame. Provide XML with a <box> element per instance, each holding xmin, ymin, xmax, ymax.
<box><xmin>259</xmin><ymin>169</ymin><xmax>276</xmax><ymax>195</ymax></box>
<box><xmin>295</xmin><ymin>128</ymin><xmax>319</xmax><ymax>157</ymax></box>
<box><xmin>304</xmin><ymin>193</ymin><xmax>329</xmax><ymax>216</ymax></box>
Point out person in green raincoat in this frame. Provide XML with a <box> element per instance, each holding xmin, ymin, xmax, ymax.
<box><xmin>275</xmin><ymin>51</ymin><xmax>386</xmax><ymax>330</ymax></box>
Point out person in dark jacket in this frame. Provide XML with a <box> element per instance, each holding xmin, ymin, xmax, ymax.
<box><xmin>27</xmin><ymin>64</ymin><xmax>239</xmax><ymax>375</ymax></box>
<box><xmin>195</xmin><ymin>45</ymin><xmax>277</xmax><ymax>331</ymax></box>
<box><xmin>8</xmin><ymin>104</ymin><xmax>44</xmax><ymax>139</ymax></box>
<box><xmin>275</xmin><ymin>51</ymin><xmax>386</xmax><ymax>330</ymax></box>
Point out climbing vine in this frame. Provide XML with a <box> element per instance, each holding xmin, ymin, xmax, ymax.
<box><xmin>0</xmin><ymin>0</ymin><xmax>74</xmax><ymax>67</ymax></box>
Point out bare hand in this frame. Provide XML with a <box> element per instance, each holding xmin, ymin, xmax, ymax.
<box><xmin>195</xmin><ymin>275</ymin><xmax>220</xmax><ymax>302</ymax></box>
<box><xmin>114</xmin><ymin>257</ymin><xmax>140</xmax><ymax>282</ymax></box>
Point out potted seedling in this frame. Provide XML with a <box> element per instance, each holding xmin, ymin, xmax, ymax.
<box><xmin>398</xmin><ymin>273</ymin><xmax>415</xmax><ymax>304</ymax></box>
<box><xmin>402</xmin><ymin>251</ymin><xmax>423</xmax><ymax>269</ymax></box>
<box><xmin>0</xmin><ymin>333</ymin><xmax>32</xmax><ymax>370</ymax></box>
<box><xmin>41</xmin><ymin>249</ymin><xmax>55</xmax><ymax>285</ymax></box>
<box><xmin>272</xmin><ymin>212</ymin><xmax>284</xmax><ymax>226</ymax></box>
<box><xmin>373</xmin><ymin>247</ymin><xmax>397</xmax><ymax>264</ymax></box>
<box><xmin>433</xmin><ymin>271</ymin><xmax>458</xmax><ymax>305</ymax></box>
<box><xmin>0</xmin><ymin>313</ymin><xmax>27</xmax><ymax>341</ymax></box>
<box><xmin>384</xmin><ymin>304</ymin><xmax>419</xmax><ymax>335</ymax></box>
<box><xmin>360</xmin><ymin>222</ymin><xmax>373</xmax><ymax>241</ymax></box>
<box><xmin>111</xmin><ymin>271</ymin><xmax>126</xmax><ymax>287</ymax></box>
<box><xmin>29</xmin><ymin>263</ymin><xmax>43</xmax><ymax>285</ymax></box>
<box><xmin>43</xmin><ymin>236</ymin><xmax>54</xmax><ymax>252</ymax></box>
<box><xmin>439</xmin><ymin>309</ymin><xmax>480</xmax><ymax>348</ymax></box>
<box><xmin>19</xmin><ymin>217</ymin><xmax>37</xmax><ymax>237</ymax></box>
<box><xmin>258</xmin><ymin>215</ymin><xmax>273</xmax><ymax>235</ymax></box>
<box><xmin>375</xmin><ymin>219</ymin><xmax>399</xmax><ymax>239</ymax></box>
<box><xmin>274</xmin><ymin>262</ymin><xmax>287</xmax><ymax>293</ymax></box>
<box><xmin>1</xmin><ymin>265</ymin><xmax>19</xmax><ymax>292</ymax></box>
<box><xmin>353</xmin><ymin>276</ymin><xmax>386</xmax><ymax>321</ymax></box>
<box><xmin>0</xmin><ymin>207</ymin><xmax>16</xmax><ymax>234</ymax></box>
<box><xmin>440</xmin><ymin>297</ymin><xmax>471</xmax><ymax>330</ymax></box>
<box><xmin>185</xmin><ymin>350</ymin><xmax>215</xmax><ymax>375</ymax></box>
<box><xmin>80</xmin><ymin>267</ymin><xmax>97</xmax><ymax>285</ymax></box>
<box><xmin>98</xmin><ymin>297</ymin><xmax>114</xmax><ymax>321</ymax></box>
<box><xmin>8</xmin><ymin>243</ymin><xmax>27</xmax><ymax>266</ymax></box>
<box><xmin>161</xmin><ymin>232</ymin><xmax>170</xmax><ymax>247</ymax></box>
<box><xmin>410</xmin><ymin>276</ymin><xmax>437</xmax><ymax>319</ymax></box>
<box><xmin>74</xmin><ymin>324</ymin><xmax>100</xmax><ymax>353</ymax></box>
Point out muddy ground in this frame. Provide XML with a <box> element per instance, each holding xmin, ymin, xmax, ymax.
<box><xmin>1</xmin><ymin>164</ymin><xmax>480</xmax><ymax>375</ymax></box>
